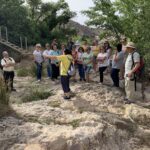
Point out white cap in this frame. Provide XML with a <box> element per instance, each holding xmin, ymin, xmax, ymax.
<box><xmin>36</xmin><ymin>43</ymin><xmax>41</xmax><ymax>47</ymax></box>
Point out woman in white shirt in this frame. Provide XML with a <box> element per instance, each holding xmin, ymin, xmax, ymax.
<box><xmin>97</xmin><ymin>46</ymin><xmax>108</xmax><ymax>83</ymax></box>
<box><xmin>77</xmin><ymin>47</ymin><xmax>85</xmax><ymax>81</ymax></box>
<box><xmin>33</xmin><ymin>43</ymin><xmax>44</xmax><ymax>82</ymax></box>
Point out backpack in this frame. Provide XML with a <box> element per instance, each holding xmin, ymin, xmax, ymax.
<box><xmin>132</xmin><ymin>52</ymin><xmax>145</xmax><ymax>79</ymax></box>
<box><xmin>131</xmin><ymin>51</ymin><xmax>145</xmax><ymax>91</ymax></box>
<box><xmin>67</xmin><ymin>56</ymin><xmax>75</xmax><ymax>76</ymax></box>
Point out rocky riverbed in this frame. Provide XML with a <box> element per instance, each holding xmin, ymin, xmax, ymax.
<box><xmin>0</xmin><ymin>76</ymin><xmax>150</xmax><ymax>150</ymax></box>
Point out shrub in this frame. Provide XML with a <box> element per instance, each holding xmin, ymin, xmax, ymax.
<box><xmin>69</xmin><ymin>119</ymin><xmax>81</xmax><ymax>128</ymax></box>
<box><xmin>28</xmin><ymin>64</ymin><xmax>37</xmax><ymax>77</ymax></box>
<box><xmin>22</xmin><ymin>88</ymin><xmax>52</xmax><ymax>103</ymax></box>
<box><xmin>0</xmin><ymin>78</ymin><xmax>9</xmax><ymax>105</ymax></box>
<box><xmin>17</xmin><ymin>68</ymin><xmax>29</xmax><ymax>77</ymax></box>
<box><xmin>28</xmin><ymin>64</ymin><xmax>47</xmax><ymax>77</ymax></box>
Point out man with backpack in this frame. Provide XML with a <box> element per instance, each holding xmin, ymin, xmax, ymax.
<box><xmin>124</xmin><ymin>42</ymin><xmax>141</xmax><ymax>104</ymax></box>
<box><xmin>1</xmin><ymin>51</ymin><xmax>16</xmax><ymax>91</ymax></box>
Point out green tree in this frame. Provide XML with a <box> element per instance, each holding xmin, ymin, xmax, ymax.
<box><xmin>83</xmin><ymin>0</ymin><xmax>123</xmax><ymax>40</ymax></box>
<box><xmin>0</xmin><ymin>0</ymin><xmax>31</xmax><ymax>44</ymax></box>
<box><xmin>26</xmin><ymin>0</ymin><xmax>76</xmax><ymax>44</ymax></box>
<box><xmin>83</xmin><ymin>0</ymin><xmax>150</xmax><ymax>67</ymax></box>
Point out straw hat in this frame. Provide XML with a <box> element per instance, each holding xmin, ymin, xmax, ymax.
<box><xmin>126</xmin><ymin>42</ymin><xmax>136</xmax><ymax>49</ymax></box>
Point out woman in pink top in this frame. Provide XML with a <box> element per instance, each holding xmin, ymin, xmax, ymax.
<box><xmin>97</xmin><ymin>46</ymin><xmax>108</xmax><ymax>83</ymax></box>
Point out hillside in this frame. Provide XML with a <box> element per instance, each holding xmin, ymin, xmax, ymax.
<box><xmin>67</xmin><ymin>20</ymin><xmax>100</xmax><ymax>38</ymax></box>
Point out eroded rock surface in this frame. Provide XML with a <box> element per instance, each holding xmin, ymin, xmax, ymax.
<box><xmin>0</xmin><ymin>77</ymin><xmax>150</xmax><ymax>150</ymax></box>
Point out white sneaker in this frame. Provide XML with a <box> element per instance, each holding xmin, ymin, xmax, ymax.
<box><xmin>35</xmin><ymin>80</ymin><xmax>41</xmax><ymax>83</ymax></box>
<box><xmin>99</xmin><ymin>82</ymin><xmax>103</xmax><ymax>85</ymax></box>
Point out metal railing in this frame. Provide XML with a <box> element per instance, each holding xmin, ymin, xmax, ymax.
<box><xmin>0</xmin><ymin>26</ymin><xmax>28</xmax><ymax>50</ymax></box>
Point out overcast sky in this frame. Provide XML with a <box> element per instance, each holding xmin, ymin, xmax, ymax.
<box><xmin>43</xmin><ymin>0</ymin><xmax>94</xmax><ymax>25</ymax></box>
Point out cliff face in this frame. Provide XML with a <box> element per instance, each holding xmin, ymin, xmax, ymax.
<box><xmin>0</xmin><ymin>74</ymin><xmax>149</xmax><ymax>150</ymax></box>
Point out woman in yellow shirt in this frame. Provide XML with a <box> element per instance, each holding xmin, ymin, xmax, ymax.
<box><xmin>46</xmin><ymin>49</ymin><xmax>73</xmax><ymax>100</ymax></box>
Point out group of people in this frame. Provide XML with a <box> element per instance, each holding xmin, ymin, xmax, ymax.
<box><xmin>0</xmin><ymin>36</ymin><xmax>141</xmax><ymax>103</ymax></box>
<box><xmin>32</xmin><ymin>37</ymin><xmax>141</xmax><ymax>103</ymax></box>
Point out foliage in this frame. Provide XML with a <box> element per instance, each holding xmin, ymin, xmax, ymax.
<box><xmin>27</xmin><ymin>0</ymin><xmax>76</xmax><ymax>45</ymax></box>
<box><xmin>69</xmin><ymin>119</ymin><xmax>81</xmax><ymax>128</ymax></box>
<box><xmin>83</xmin><ymin>0</ymin><xmax>150</xmax><ymax>68</ymax></box>
<box><xmin>22</xmin><ymin>88</ymin><xmax>52</xmax><ymax>103</ymax></box>
<box><xmin>0</xmin><ymin>0</ymin><xmax>76</xmax><ymax>46</ymax></box>
<box><xmin>82</xmin><ymin>0</ymin><xmax>123</xmax><ymax>40</ymax></box>
<box><xmin>0</xmin><ymin>78</ymin><xmax>9</xmax><ymax>105</ymax></box>
<box><xmin>17</xmin><ymin>68</ymin><xmax>29</xmax><ymax>77</ymax></box>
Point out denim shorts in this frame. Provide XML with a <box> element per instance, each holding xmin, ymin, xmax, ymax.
<box><xmin>84</xmin><ymin>66</ymin><xmax>92</xmax><ymax>74</ymax></box>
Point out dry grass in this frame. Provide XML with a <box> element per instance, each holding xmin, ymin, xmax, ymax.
<box><xmin>0</xmin><ymin>78</ymin><xmax>11</xmax><ymax>117</ymax></box>
<box><xmin>0</xmin><ymin>78</ymin><xmax>9</xmax><ymax>105</ymax></box>
<box><xmin>21</xmin><ymin>88</ymin><xmax>53</xmax><ymax>103</ymax></box>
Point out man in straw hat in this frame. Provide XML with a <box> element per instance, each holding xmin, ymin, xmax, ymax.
<box><xmin>124</xmin><ymin>42</ymin><xmax>140</xmax><ymax>104</ymax></box>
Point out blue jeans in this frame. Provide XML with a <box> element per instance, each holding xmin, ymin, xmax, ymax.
<box><xmin>111</xmin><ymin>68</ymin><xmax>120</xmax><ymax>87</ymax></box>
<box><xmin>84</xmin><ymin>66</ymin><xmax>92</xmax><ymax>74</ymax></box>
<box><xmin>78</xmin><ymin>64</ymin><xmax>85</xmax><ymax>80</ymax></box>
<box><xmin>36</xmin><ymin>63</ymin><xmax>42</xmax><ymax>80</ymax></box>
<box><xmin>47</xmin><ymin>63</ymin><xmax>52</xmax><ymax>78</ymax></box>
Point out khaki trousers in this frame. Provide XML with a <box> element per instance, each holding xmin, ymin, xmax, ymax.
<box><xmin>125</xmin><ymin>78</ymin><xmax>136</xmax><ymax>101</ymax></box>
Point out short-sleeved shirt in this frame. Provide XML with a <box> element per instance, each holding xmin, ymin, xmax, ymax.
<box><xmin>1</xmin><ymin>57</ymin><xmax>15</xmax><ymax>72</ymax></box>
<box><xmin>77</xmin><ymin>52</ymin><xmax>83</xmax><ymax>64</ymax></box>
<box><xmin>125</xmin><ymin>51</ymin><xmax>140</xmax><ymax>76</ymax></box>
<box><xmin>92</xmin><ymin>46</ymin><xmax>99</xmax><ymax>56</ymax></box>
<box><xmin>82</xmin><ymin>52</ymin><xmax>93</xmax><ymax>67</ymax></box>
<box><xmin>106</xmin><ymin>48</ymin><xmax>112</xmax><ymax>58</ymax></box>
<box><xmin>57</xmin><ymin>55</ymin><xmax>73</xmax><ymax>76</ymax></box>
<box><xmin>43</xmin><ymin>49</ymin><xmax>53</xmax><ymax>63</ymax></box>
<box><xmin>33</xmin><ymin>50</ymin><xmax>43</xmax><ymax>63</ymax></box>
<box><xmin>112</xmin><ymin>51</ymin><xmax>125</xmax><ymax>69</ymax></box>
<box><xmin>97</xmin><ymin>53</ymin><xmax>108</xmax><ymax>67</ymax></box>
<box><xmin>50</xmin><ymin>50</ymin><xmax>60</xmax><ymax>64</ymax></box>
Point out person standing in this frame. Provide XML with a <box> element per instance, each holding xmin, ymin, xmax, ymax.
<box><xmin>92</xmin><ymin>40</ymin><xmax>99</xmax><ymax>72</ymax></box>
<box><xmin>121</xmin><ymin>37</ymin><xmax>127</xmax><ymax>53</ymax></box>
<box><xmin>82</xmin><ymin>40</ymin><xmax>88</xmax><ymax>52</ymax></box>
<box><xmin>33</xmin><ymin>43</ymin><xmax>44</xmax><ymax>82</ymax></box>
<box><xmin>60</xmin><ymin>44</ymin><xmax>66</xmax><ymax>55</ymax></box>
<box><xmin>97</xmin><ymin>46</ymin><xmax>108</xmax><ymax>84</ymax></box>
<box><xmin>72</xmin><ymin>45</ymin><xmax>78</xmax><ymax>82</ymax></box>
<box><xmin>50</xmin><ymin>45</ymin><xmax>60</xmax><ymax>81</ymax></box>
<box><xmin>43</xmin><ymin>43</ymin><xmax>52</xmax><ymax>79</ymax></box>
<box><xmin>77</xmin><ymin>47</ymin><xmax>85</xmax><ymax>81</ymax></box>
<box><xmin>120</xmin><ymin>37</ymin><xmax>128</xmax><ymax>80</ymax></box>
<box><xmin>51</xmin><ymin>39</ymin><xmax>58</xmax><ymax>49</ymax></box>
<box><xmin>46</xmin><ymin>49</ymin><xmax>73</xmax><ymax>100</ymax></box>
<box><xmin>1</xmin><ymin>51</ymin><xmax>16</xmax><ymax>91</ymax></box>
<box><xmin>82</xmin><ymin>47</ymin><xmax>93</xmax><ymax>82</ymax></box>
<box><xmin>111</xmin><ymin>44</ymin><xmax>125</xmax><ymax>87</ymax></box>
<box><xmin>67</xmin><ymin>37</ymin><xmax>74</xmax><ymax>51</ymax></box>
<box><xmin>124</xmin><ymin>42</ymin><xmax>140</xmax><ymax>104</ymax></box>
<box><xmin>104</xmin><ymin>41</ymin><xmax>112</xmax><ymax>72</ymax></box>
